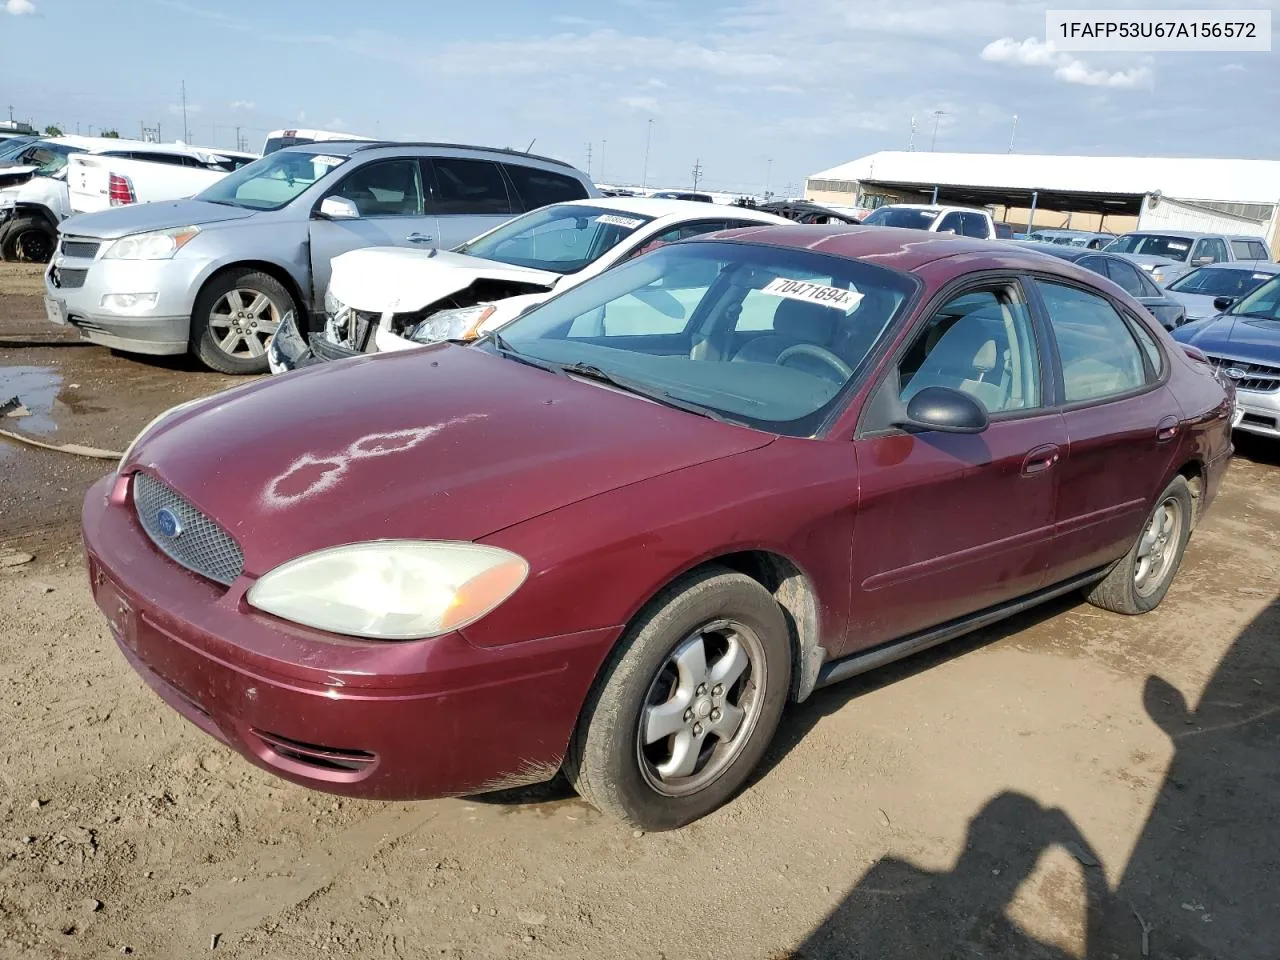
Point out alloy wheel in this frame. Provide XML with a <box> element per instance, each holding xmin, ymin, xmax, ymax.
<box><xmin>1134</xmin><ymin>496</ymin><xmax>1183</xmax><ymax>597</ymax></box>
<box><xmin>208</xmin><ymin>289</ymin><xmax>281</xmax><ymax>360</ymax></box>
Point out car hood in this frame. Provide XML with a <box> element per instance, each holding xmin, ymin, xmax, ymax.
<box><xmin>0</xmin><ymin>166</ymin><xmax>38</xmax><ymax>189</ymax></box>
<box><xmin>128</xmin><ymin>344</ymin><xmax>773</xmax><ymax>575</ymax></box>
<box><xmin>1175</xmin><ymin>314</ymin><xmax>1280</xmax><ymax>363</ymax></box>
<box><xmin>58</xmin><ymin>198</ymin><xmax>259</xmax><ymax>239</ymax></box>
<box><xmin>330</xmin><ymin>247</ymin><xmax>561</xmax><ymax>314</ymax></box>
<box><xmin>1167</xmin><ymin>290</ymin><xmax>1222</xmax><ymax>321</ymax></box>
<box><xmin>1124</xmin><ymin>254</ymin><xmax>1183</xmax><ymax>271</ymax></box>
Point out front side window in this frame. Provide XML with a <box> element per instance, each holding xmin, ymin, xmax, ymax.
<box><xmin>328</xmin><ymin>159</ymin><xmax>422</xmax><ymax>217</ymax></box>
<box><xmin>1105</xmin><ymin>234</ymin><xmax>1194</xmax><ymax>262</ymax></box>
<box><xmin>430</xmin><ymin>158</ymin><xmax>513</xmax><ymax>215</ymax></box>
<box><xmin>1036</xmin><ymin>280</ymin><xmax>1149</xmax><ymax>403</ymax></box>
<box><xmin>1194</xmin><ymin>237</ymin><xmax>1229</xmax><ymax>264</ymax></box>
<box><xmin>196</xmin><ymin>149</ymin><xmax>348</xmax><ymax>211</ymax></box>
<box><xmin>457</xmin><ymin>205</ymin><xmax>653</xmax><ymax>274</ymax></box>
<box><xmin>503</xmin><ymin>164</ymin><xmax>589</xmax><ymax>210</ymax></box>
<box><xmin>492</xmin><ymin>241</ymin><xmax>916</xmax><ymax>435</ymax></box>
<box><xmin>899</xmin><ymin>286</ymin><xmax>1041</xmax><ymax>415</ymax></box>
<box><xmin>936</xmin><ymin>212</ymin><xmax>964</xmax><ymax>234</ymax></box>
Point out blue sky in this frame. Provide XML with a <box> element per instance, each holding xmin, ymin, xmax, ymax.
<box><xmin>1</xmin><ymin>0</ymin><xmax>1276</xmax><ymax>194</ymax></box>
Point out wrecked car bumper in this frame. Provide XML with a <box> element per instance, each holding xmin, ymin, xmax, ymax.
<box><xmin>83</xmin><ymin>472</ymin><xmax>615</xmax><ymax>800</ymax></box>
<box><xmin>266</xmin><ymin>313</ymin><xmax>325</xmax><ymax>374</ymax></box>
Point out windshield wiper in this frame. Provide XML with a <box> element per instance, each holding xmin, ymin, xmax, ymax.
<box><xmin>483</xmin><ymin>330</ymin><xmax>564</xmax><ymax>374</ymax></box>
<box><xmin>560</xmin><ymin>362</ymin><xmax>727</xmax><ymax>422</ymax></box>
<box><xmin>1237</xmin><ymin>313</ymin><xmax>1280</xmax><ymax>322</ymax></box>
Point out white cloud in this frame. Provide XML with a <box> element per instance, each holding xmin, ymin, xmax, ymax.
<box><xmin>4</xmin><ymin>0</ymin><xmax>36</xmax><ymax>14</ymax></box>
<box><xmin>644</xmin><ymin>78</ymin><xmax>668</xmax><ymax>89</ymax></box>
<box><xmin>981</xmin><ymin>36</ymin><xmax>1153</xmax><ymax>89</ymax></box>
<box><xmin>1219</xmin><ymin>63</ymin><xmax>1246</xmax><ymax>73</ymax></box>
<box><xmin>230</xmin><ymin>99</ymin><xmax>256</xmax><ymax>110</ymax></box>
<box><xmin>619</xmin><ymin>95</ymin><xmax>660</xmax><ymax>113</ymax></box>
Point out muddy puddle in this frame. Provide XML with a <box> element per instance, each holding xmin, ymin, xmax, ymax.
<box><xmin>0</xmin><ymin>364</ymin><xmax>64</xmax><ymax>437</ymax></box>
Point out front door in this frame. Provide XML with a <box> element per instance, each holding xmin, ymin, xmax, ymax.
<box><xmin>1030</xmin><ymin>277</ymin><xmax>1182</xmax><ymax>582</ymax></box>
<box><xmin>846</xmin><ymin>280</ymin><xmax>1067</xmax><ymax>652</ymax></box>
<box><xmin>307</xmin><ymin>157</ymin><xmax>439</xmax><ymax>309</ymax></box>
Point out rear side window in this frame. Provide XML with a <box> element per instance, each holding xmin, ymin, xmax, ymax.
<box><xmin>503</xmin><ymin>164</ymin><xmax>588</xmax><ymax>211</ymax></box>
<box><xmin>1103</xmin><ymin>257</ymin><xmax>1153</xmax><ymax>298</ymax></box>
<box><xmin>429</xmin><ymin>158</ymin><xmax>513</xmax><ymax>215</ymax></box>
<box><xmin>1036</xmin><ymin>280</ymin><xmax>1149</xmax><ymax>403</ymax></box>
<box><xmin>958</xmin><ymin>212</ymin><xmax>990</xmax><ymax>238</ymax></box>
<box><xmin>1231</xmin><ymin>239</ymin><xmax>1270</xmax><ymax>261</ymax></box>
<box><xmin>1126</xmin><ymin>314</ymin><xmax>1165</xmax><ymax>377</ymax></box>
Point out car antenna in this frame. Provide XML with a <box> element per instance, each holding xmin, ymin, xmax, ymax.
<box><xmin>525</xmin><ymin>138</ymin><xmax>536</xmax><ymax>153</ymax></box>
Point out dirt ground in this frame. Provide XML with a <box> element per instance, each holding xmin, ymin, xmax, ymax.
<box><xmin>2</xmin><ymin>260</ymin><xmax>1278</xmax><ymax>959</ymax></box>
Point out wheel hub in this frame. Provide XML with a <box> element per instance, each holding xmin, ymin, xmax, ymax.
<box><xmin>694</xmin><ymin>697</ymin><xmax>713</xmax><ymax>720</ymax></box>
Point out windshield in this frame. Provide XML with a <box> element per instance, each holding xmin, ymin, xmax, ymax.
<box><xmin>195</xmin><ymin>149</ymin><xmax>348</xmax><ymax>210</ymax></box>
<box><xmin>488</xmin><ymin>240</ymin><xmax>916</xmax><ymax>436</ymax></box>
<box><xmin>0</xmin><ymin>137</ymin><xmax>36</xmax><ymax>162</ymax></box>
<box><xmin>456</xmin><ymin>205</ymin><xmax>655</xmax><ymax>274</ymax></box>
<box><xmin>1230</xmin><ymin>274</ymin><xmax>1280</xmax><ymax>322</ymax></box>
<box><xmin>263</xmin><ymin>136</ymin><xmax>315</xmax><ymax>155</ymax></box>
<box><xmin>1168</xmin><ymin>267</ymin><xmax>1276</xmax><ymax>298</ymax></box>
<box><xmin>861</xmin><ymin>207</ymin><xmax>938</xmax><ymax>230</ymax></box>
<box><xmin>1104</xmin><ymin>234</ymin><xmax>1194</xmax><ymax>261</ymax></box>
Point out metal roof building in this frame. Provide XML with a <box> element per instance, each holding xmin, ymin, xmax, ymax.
<box><xmin>806</xmin><ymin>152</ymin><xmax>1280</xmax><ymax>247</ymax></box>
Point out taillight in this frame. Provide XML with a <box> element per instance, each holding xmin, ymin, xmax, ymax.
<box><xmin>108</xmin><ymin>174</ymin><xmax>136</xmax><ymax>206</ymax></box>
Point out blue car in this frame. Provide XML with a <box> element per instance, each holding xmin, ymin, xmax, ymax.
<box><xmin>1173</xmin><ymin>272</ymin><xmax>1280</xmax><ymax>440</ymax></box>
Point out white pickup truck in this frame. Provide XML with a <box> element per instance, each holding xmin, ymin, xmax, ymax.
<box><xmin>0</xmin><ymin>137</ymin><xmax>256</xmax><ymax>262</ymax></box>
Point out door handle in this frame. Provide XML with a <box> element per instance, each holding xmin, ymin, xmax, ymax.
<box><xmin>1156</xmin><ymin>416</ymin><xmax>1180</xmax><ymax>443</ymax></box>
<box><xmin>1021</xmin><ymin>443</ymin><xmax>1061</xmax><ymax>477</ymax></box>
<box><xmin>406</xmin><ymin>233</ymin><xmax>434</xmax><ymax>244</ymax></box>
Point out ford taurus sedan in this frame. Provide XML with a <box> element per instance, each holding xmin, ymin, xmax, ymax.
<box><xmin>83</xmin><ymin>227</ymin><xmax>1234</xmax><ymax>831</ymax></box>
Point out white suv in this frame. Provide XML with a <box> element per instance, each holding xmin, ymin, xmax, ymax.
<box><xmin>860</xmin><ymin>203</ymin><xmax>996</xmax><ymax>239</ymax></box>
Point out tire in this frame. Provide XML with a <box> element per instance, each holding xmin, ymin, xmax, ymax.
<box><xmin>1086</xmin><ymin>476</ymin><xmax>1193</xmax><ymax>615</ymax></box>
<box><xmin>564</xmin><ymin>566</ymin><xmax>791</xmax><ymax>831</ymax></box>
<box><xmin>190</xmin><ymin>268</ymin><xmax>295</xmax><ymax>374</ymax></box>
<box><xmin>0</xmin><ymin>216</ymin><xmax>56</xmax><ymax>263</ymax></box>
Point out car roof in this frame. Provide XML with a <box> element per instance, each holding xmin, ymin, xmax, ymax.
<box><xmin>275</xmin><ymin>139</ymin><xmax>581</xmax><ymax>171</ymax></box>
<box><xmin>560</xmin><ymin>196</ymin><xmax>787</xmax><ymax>223</ymax></box>
<box><xmin>1191</xmin><ymin>260</ymin><xmax>1280</xmax><ymax>272</ymax></box>
<box><xmin>878</xmin><ymin>203</ymin><xmax>987</xmax><ymax>214</ymax></box>
<box><xmin>698</xmin><ymin>224</ymin><xmax>1082</xmax><ymax>274</ymax></box>
<box><xmin>1118</xmin><ymin>229</ymin><xmax>1267</xmax><ymax>242</ymax></box>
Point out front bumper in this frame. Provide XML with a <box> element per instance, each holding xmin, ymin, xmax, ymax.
<box><xmin>1232</xmin><ymin>386</ymin><xmax>1280</xmax><ymax>439</ymax></box>
<box><xmin>43</xmin><ymin>247</ymin><xmax>209</xmax><ymax>355</ymax></box>
<box><xmin>267</xmin><ymin>313</ymin><xmax>361</xmax><ymax>374</ymax></box>
<box><xmin>82</xmin><ymin>472</ymin><xmax>614</xmax><ymax>800</ymax></box>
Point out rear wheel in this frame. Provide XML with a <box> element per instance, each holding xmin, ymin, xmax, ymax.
<box><xmin>190</xmin><ymin>268</ymin><xmax>294</xmax><ymax>374</ymax></box>
<box><xmin>0</xmin><ymin>216</ymin><xmax>56</xmax><ymax>263</ymax></box>
<box><xmin>564</xmin><ymin>567</ymin><xmax>791</xmax><ymax>831</ymax></box>
<box><xmin>1086</xmin><ymin>476</ymin><xmax>1192</xmax><ymax>615</ymax></box>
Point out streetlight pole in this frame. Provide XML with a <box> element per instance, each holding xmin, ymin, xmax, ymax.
<box><xmin>641</xmin><ymin>118</ymin><xmax>654</xmax><ymax>190</ymax></box>
<box><xmin>1008</xmin><ymin>114</ymin><xmax>1018</xmax><ymax>153</ymax></box>
<box><xmin>764</xmin><ymin>157</ymin><xmax>772</xmax><ymax>198</ymax></box>
<box><xmin>930</xmin><ymin>110</ymin><xmax>945</xmax><ymax>152</ymax></box>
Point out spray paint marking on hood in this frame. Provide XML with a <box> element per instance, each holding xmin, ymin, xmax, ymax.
<box><xmin>262</xmin><ymin>414</ymin><xmax>488</xmax><ymax>509</ymax></box>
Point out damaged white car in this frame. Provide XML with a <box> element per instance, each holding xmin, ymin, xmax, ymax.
<box><xmin>267</xmin><ymin>198</ymin><xmax>793</xmax><ymax>372</ymax></box>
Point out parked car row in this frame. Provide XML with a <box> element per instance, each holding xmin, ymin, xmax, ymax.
<box><xmin>82</xmin><ymin>222</ymin><xmax>1236</xmax><ymax>830</ymax></box>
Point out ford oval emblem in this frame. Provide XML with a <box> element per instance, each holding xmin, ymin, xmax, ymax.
<box><xmin>1223</xmin><ymin>367</ymin><xmax>1247</xmax><ymax>380</ymax></box>
<box><xmin>154</xmin><ymin>507</ymin><xmax>183</xmax><ymax>539</ymax></box>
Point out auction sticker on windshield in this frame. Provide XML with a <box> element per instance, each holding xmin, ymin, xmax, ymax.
<box><xmin>762</xmin><ymin>277</ymin><xmax>864</xmax><ymax>311</ymax></box>
<box><xmin>311</xmin><ymin>155</ymin><xmax>346</xmax><ymax>170</ymax></box>
<box><xmin>596</xmin><ymin>215</ymin><xmax>645</xmax><ymax>229</ymax></box>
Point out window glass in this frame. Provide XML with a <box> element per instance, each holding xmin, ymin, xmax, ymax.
<box><xmin>1036</xmin><ymin>280</ymin><xmax>1148</xmax><ymax>402</ymax></box>
<box><xmin>1195</xmin><ymin>238</ymin><xmax>1229</xmax><ymax>264</ymax></box>
<box><xmin>503</xmin><ymin>164</ymin><xmax>589</xmax><ymax>210</ymax></box>
<box><xmin>331</xmin><ymin>159</ymin><xmax>422</xmax><ymax>217</ymax></box>
<box><xmin>1075</xmin><ymin>255</ymin><xmax>1108</xmax><ymax>280</ymax></box>
<box><xmin>197</xmin><ymin>149</ymin><xmax>347</xmax><ymax>211</ymax></box>
<box><xmin>1169</xmin><ymin>266</ymin><xmax>1276</xmax><ymax>298</ymax></box>
<box><xmin>936</xmin><ymin>212</ymin><xmax>964</xmax><ymax>234</ymax></box>
<box><xmin>958</xmin><ymin>212</ymin><xmax>989</xmax><ymax>238</ymax></box>
<box><xmin>430</xmin><ymin>158</ymin><xmax>513</xmax><ymax>215</ymax></box>
<box><xmin>899</xmin><ymin>287</ymin><xmax>1041</xmax><ymax>415</ymax></box>
<box><xmin>498</xmin><ymin>241</ymin><xmax>915</xmax><ymax>436</ymax></box>
<box><xmin>1105</xmin><ymin>234</ymin><xmax>1194</xmax><ymax>262</ymax></box>
<box><xmin>1230</xmin><ymin>275</ymin><xmax>1280</xmax><ymax>321</ymax></box>
<box><xmin>1103</xmin><ymin>257</ymin><xmax>1150</xmax><ymax>297</ymax></box>
<box><xmin>1230</xmin><ymin>239</ymin><xmax>1270</xmax><ymax>261</ymax></box>
<box><xmin>1127</xmin><ymin>315</ymin><xmax>1164</xmax><ymax>377</ymax></box>
<box><xmin>861</xmin><ymin>207</ymin><xmax>937</xmax><ymax>230</ymax></box>
<box><xmin>457</xmin><ymin>204</ymin><xmax>653</xmax><ymax>274</ymax></box>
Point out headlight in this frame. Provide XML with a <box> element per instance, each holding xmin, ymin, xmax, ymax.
<box><xmin>407</xmin><ymin>305</ymin><xmax>496</xmax><ymax>344</ymax></box>
<box><xmin>117</xmin><ymin>395</ymin><xmax>208</xmax><ymax>473</ymax></box>
<box><xmin>0</xmin><ymin>194</ymin><xmax>14</xmax><ymax>211</ymax></box>
<box><xmin>246</xmin><ymin>540</ymin><xmax>528</xmax><ymax>640</ymax></box>
<box><xmin>103</xmin><ymin>226</ymin><xmax>200</xmax><ymax>260</ymax></box>
<box><xmin>324</xmin><ymin>286</ymin><xmax>344</xmax><ymax>320</ymax></box>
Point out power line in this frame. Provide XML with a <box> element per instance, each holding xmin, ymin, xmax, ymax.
<box><xmin>691</xmin><ymin>158</ymin><xmax>703</xmax><ymax>192</ymax></box>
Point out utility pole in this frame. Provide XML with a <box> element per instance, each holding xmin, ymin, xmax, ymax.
<box><xmin>585</xmin><ymin>142</ymin><xmax>592</xmax><ymax>178</ymax></box>
<box><xmin>908</xmin><ymin>114</ymin><xmax>917</xmax><ymax>151</ymax></box>
<box><xmin>930</xmin><ymin>110</ymin><xmax>945</xmax><ymax>152</ymax></box>
<box><xmin>180</xmin><ymin>80</ymin><xmax>189</xmax><ymax>143</ymax></box>
<box><xmin>235</xmin><ymin>126</ymin><xmax>242</xmax><ymax>152</ymax></box>
<box><xmin>691</xmin><ymin>158</ymin><xmax>703</xmax><ymax>192</ymax></box>
<box><xmin>599</xmin><ymin>139</ymin><xmax>606</xmax><ymax>183</ymax></box>
<box><xmin>1008</xmin><ymin>114</ymin><xmax>1018</xmax><ymax>153</ymax></box>
<box><xmin>764</xmin><ymin>157</ymin><xmax>772</xmax><ymax>198</ymax></box>
<box><xmin>641</xmin><ymin>118</ymin><xmax>654</xmax><ymax>189</ymax></box>
<box><xmin>6</xmin><ymin>105</ymin><xmax>12</xmax><ymax>123</ymax></box>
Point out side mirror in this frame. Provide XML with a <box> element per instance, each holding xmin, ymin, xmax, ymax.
<box><xmin>316</xmin><ymin>196</ymin><xmax>359</xmax><ymax>220</ymax></box>
<box><xmin>1213</xmin><ymin>295</ymin><xmax>1236</xmax><ymax>313</ymax></box>
<box><xmin>1193</xmin><ymin>255</ymin><xmax>1214</xmax><ymax>267</ymax></box>
<box><xmin>894</xmin><ymin>386</ymin><xmax>990</xmax><ymax>434</ymax></box>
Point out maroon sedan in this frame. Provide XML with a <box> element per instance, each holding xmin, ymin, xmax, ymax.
<box><xmin>83</xmin><ymin>227</ymin><xmax>1234</xmax><ymax>830</ymax></box>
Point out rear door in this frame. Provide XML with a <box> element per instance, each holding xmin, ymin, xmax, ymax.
<box><xmin>846</xmin><ymin>278</ymin><xmax>1068</xmax><ymax>650</ymax></box>
<box><xmin>1100</xmin><ymin>255</ymin><xmax>1184</xmax><ymax>330</ymax></box>
<box><xmin>1031</xmin><ymin>277</ymin><xmax>1182</xmax><ymax>583</ymax></box>
<box><xmin>306</xmin><ymin>157</ymin><xmax>438</xmax><ymax>307</ymax></box>
<box><xmin>502</xmin><ymin>163</ymin><xmax>590</xmax><ymax>212</ymax></box>
<box><xmin>424</xmin><ymin>156</ymin><xmax>517</xmax><ymax>249</ymax></box>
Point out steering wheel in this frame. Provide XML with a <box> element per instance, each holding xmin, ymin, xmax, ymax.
<box><xmin>775</xmin><ymin>343</ymin><xmax>854</xmax><ymax>380</ymax></box>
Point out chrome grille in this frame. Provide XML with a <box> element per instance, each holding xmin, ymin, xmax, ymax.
<box><xmin>59</xmin><ymin>237</ymin><xmax>102</xmax><ymax>259</ymax></box>
<box><xmin>1206</xmin><ymin>355</ymin><xmax>1280</xmax><ymax>393</ymax></box>
<box><xmin>133</xmin><ymin>473</ymin><xmax>244</xmax><ymax>586</ymax></box>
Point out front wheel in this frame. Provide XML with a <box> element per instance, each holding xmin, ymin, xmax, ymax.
<box><xmin>1086</xmin><ymin>475</ymin><xmax>1193</xmax><ymax>615</ymax></box>
<box><xmin>564</xmin><ymin>567</ymin><xmax>791</xmax><ymax>831</ymax></box>
<box><xmin>190</xmin><ymin>268</ymin><xmax>295</xmax><ymax>374</ymax></box>
<box><xmin>0</xmin><ymin>216</ymin><xmax>56</xmax><ymax>263</ymax></box>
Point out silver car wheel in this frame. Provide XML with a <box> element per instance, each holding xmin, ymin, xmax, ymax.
<box><xmin>208</xmin><ymin>289</ymin><xmax>281</xmax><ymax>360</ymax></box>
<box><xmin>637</xmin><ymin>618</ymin><xmax>766</xmax><ymax>798</ymax></box>
<box><xmin>1134</xmin><ymin>496</ymin><xmax>1183</xmax><ymax>597</ymax></box>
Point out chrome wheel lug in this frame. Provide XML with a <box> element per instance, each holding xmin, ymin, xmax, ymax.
<box><xmin>683</xmin><ymin>708</ymin><xmax>693</xmax><ymax>722</ymax></box>
<box><xmin>696</xmin><ymin>683</ymin><xmax>708</xmax><ymax>696</ymax></box>
<box><xmin>712</xmin><ymin>684</ymin><xmax>723</xmax><ymax>698</ymax></box>
<box><xmin>711</xmin><ymin>708</ymin><xmax>721</xmax><ymax>722</ymax></box>
<box><xmin>693</xmin><ymin>722</ymin><xmax>704</xmax><ymax>737</ymax></box>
